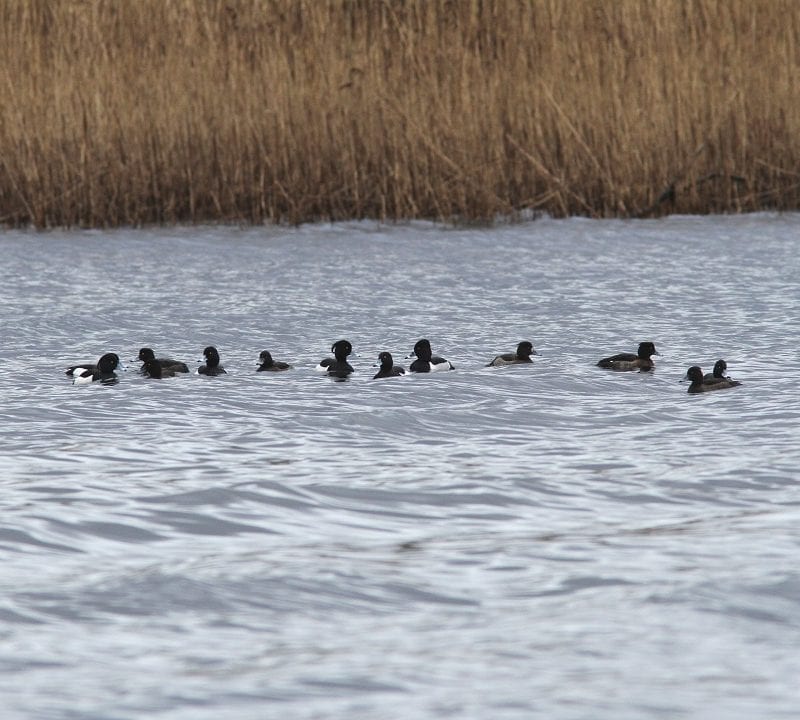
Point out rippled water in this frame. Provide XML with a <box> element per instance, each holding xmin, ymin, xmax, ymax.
<box><xmin>2</xmin><ymin>215</ymin><xmax>800</xmax><ymax>719</ymax></box>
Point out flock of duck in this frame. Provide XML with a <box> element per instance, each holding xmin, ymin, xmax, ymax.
<box><xmin>65</xmin><ymin>339</ymin><xmax>741</xmax><ymax>394</ymax></box>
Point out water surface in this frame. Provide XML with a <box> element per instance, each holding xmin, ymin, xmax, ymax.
<box><xmin>2</xmin><ymin>215</ymin><xmax>799</xmax><ymax>719</ymax></box>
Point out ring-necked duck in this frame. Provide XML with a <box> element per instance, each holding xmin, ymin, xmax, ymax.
<box><xmin>142</xmin><ymin>358</ymin><xmax>177</xmax><ymax>378</ymax></box>
<box><xmin>373</xmin><ymin>352</ymin><xmax>405</xmax><ymax>379</ymax></box>
<box><xmin>67</xmin><ymin>353</ymin><xmax>122</xmax><ymax>384</ymax></box>
<box><xmin>703</xmin><ymin>359</ymin><xmax>728</xmax><ymax>383</ymax></box>
<box><xmin>685</xmin><ymin>365</ymin><xmax>741</xmax><ymax>393</ymax></box>
<box><xmin>486</xmin><ymin>341</ymin><xmax>538</xmax><ymax>367</ymax></box>
<box><xmin>257</xmin><ymin>351</ymin><xmax>292</xmax><ymax>372</ymax></box>
<box><xmin>407</xmin><ymin>339</ymin><xmax>454</xmax><ymax>373</ymax></box>
<box><xmin>597</xmin><ymin>341</ymin><xmax>658</xmax><ymax>371</ymax></box>
<box><xmin>316</xmin><ymin>340</ymin><xmax>354</xmax><ymax>378</ymax></box>
<box><xmin>138</xmin><ymin>347</ymin><xmax>189</xmax><ymax>374</ymax></box>
<box><xmin>198</xmin><ymin>346</ymin><xmax>227</xmax><ymax>376</ymax></box>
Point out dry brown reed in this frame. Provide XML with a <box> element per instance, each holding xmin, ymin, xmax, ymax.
<box><xmin>1</xmin><ymin>0</ymin><xmax>799</xmax><ymax>227</ymax></box>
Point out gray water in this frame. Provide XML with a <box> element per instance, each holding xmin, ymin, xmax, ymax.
<box><xmin>1</xmin><ymin>214</ymin><xmax>799</xmax><ymax>719</ymax></box>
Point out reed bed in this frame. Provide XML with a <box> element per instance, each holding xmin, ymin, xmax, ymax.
<box><xmin>1</xmin><ymin>0</ymin><xmax>799</xmax><ymax>227</ymax></box>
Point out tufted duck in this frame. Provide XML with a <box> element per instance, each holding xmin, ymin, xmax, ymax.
<box><xmin>486</xmin><ymin>341</ymin><xmax>538</xmax><ymax>367</ymax></box>
<box><xmin>316</xmin><ymin>340</ymin><xmax>354</xmax><ymax>378</ymax></box>
<box><xmin>198</xmin><ymin>346</ymin><xmax>227</xmax><ymax>376</ymax></box>
<box><xmin>138</xmin><ymin>347</ymin><xmax>189</xmax><ymax>374</ymax></box>
<box><xmin>703</xmin><ymin>359</ymin><xmax>729</xmax><ymax>384</ymax></box>
<box><xmin>373</xmin><ymin>352</ymin><xmax>405</xmax><ymax>379</ymax></box>
<box><xmin>257</xmin><ymin>350</ymin><xmax>292</xmax><ymax>372</ymax></box>
<box><xmin>68</xmin><ymin>353</ymin><xmax>123</xmax><ymax>385</ymax></box>
<box><xmin>597</xmin><ymin>342</ymin><xmax>658</xmax><ymax>371</ymax></box>
<box><xmin>142</xmin><ymin>358</ymin><xmax>177</xmax><ymax>378</ymax></box>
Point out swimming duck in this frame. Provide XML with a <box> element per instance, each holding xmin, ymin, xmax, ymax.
<box><xmin>316</xmin><ymin>340</ymin><xmax>354</xmax><ymax>378</ymax></box>
<box><xmin>257</xmin><ymin>351</ymin><xmax>292</xmax><ymax>372</ymax></box>
<box><xmin>407</xmin><ymin>339</ymin><xmax>454</xmax><ymax>373</ymax></box>
<box><xmin>67</xmin><ymin>353</ymin><xmax>123</xmax><ymax>385</ymax></box>
<box><xmin>685</xmin><ymin>365</ymin><xmax>741</xmax><ymax>393</ymax></box>
<box><xmin>486</xmin><ymin>341</ymin><xmax>538</xmax><ymax>367</ymax></box>
<box><xmin>703</xmin><ymin>359</ymin><xmax>728</xmax><ymax>384</ymax></box>
<box><xmin>198</xmin><ymin>346</ymin><xmax>227</xmax><ymax>376</ymax></box>
<box><xmin>373</xmin><ymin>352</ymin><xmax>405</xmax><ymax>379</ymax></box>
<box><xmin>142</xmin><ymin>358</ymin><xmax>176</xmax><ymax>379</ymax></box>
<box><xmin>138</xmin><ymin>347</ymin><xmax>189</xmax><ymax>374</ymax></box>
<box><xmin>597</xmin><ymin>341</ymin><xmax>658</xmax><ymax>371</ymax></box>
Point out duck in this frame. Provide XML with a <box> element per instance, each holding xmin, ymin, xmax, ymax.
<box><xmin>407</xmin><ymin>339</ymin><xmax>454</xmax><ymax>373</ymax></box>
<box><xmin>142</xmin><ymin>358</ymin><xmax>176</xmax><ymax>379</ymax></box>
<box><xmin>373</xmin><ymin>352</ymin><xmax>405</xmax><ymax>379</ymax></box>
<box><xmin>257</xmin><ymin>350</ymin><xmax>292</xmax><ymax>372</ymax></box>
<box><xmin>197</xmin><ymin>346</ymin><xmax>227</xmax><ymax>376</ymax></box>
<box><xmin>597</xmin><ymin>341</ymin><xmax>658</xmax><ymax>371</ymax></box>
<box><xmin>685</xmin><ymin>365</ymin><xmax>741</xmax><ymax>393</ymax></box>
<box><xmin>138</xmin><ymin>347</ymin><xmax>189</xmax><ymax>374</ymax></box>
<box><xmin>316</xmin><ymin>340</ymin><xmax>354</xmax><ymax>378</ymax></box>
<box><xmin>486</xmin><ymin>341</ymin><xmax>538</xmax><ymax>367</ymax></box>
<box><xmin>67</xmin><ymin>353</ymin><xmax>123</xmax><ymax>385</ymax></box>
<box><xmin>703</xmin><ymin>359</ymin><xmax>728</xmax><ymax>384</ymax></box>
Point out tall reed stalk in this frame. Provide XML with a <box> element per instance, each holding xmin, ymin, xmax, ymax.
<box><xmin>1</xmin><ymin>0</ymin><xmax>799</xmax><ymax>227</ymax></box>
